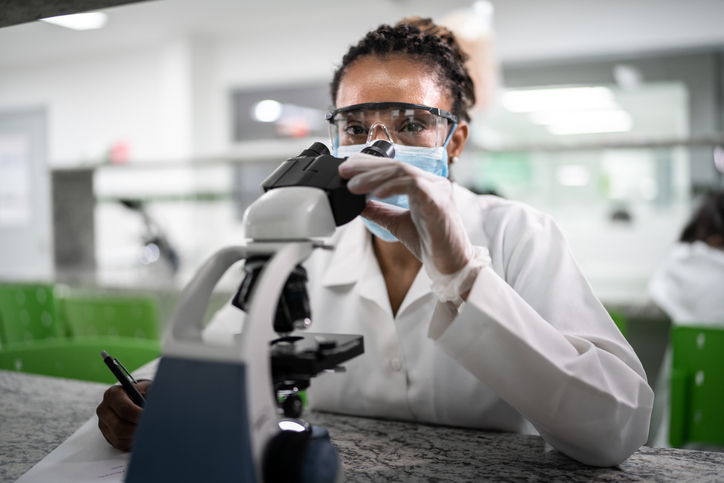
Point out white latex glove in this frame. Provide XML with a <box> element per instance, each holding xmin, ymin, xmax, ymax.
<box><xmin>339</xmin><ymin>152</ymin><xmax>490</xmax><ymax>304</ymax></box>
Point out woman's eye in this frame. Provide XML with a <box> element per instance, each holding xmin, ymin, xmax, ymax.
<box><xmin>343</xmin><ymin>124</ymin><xmax>367</xmax><ymax>136</ymax></box>
<box><xmin>400</xmin><ymin>120</ymin><xmax>426</xmax><ymax>134</ymax></box>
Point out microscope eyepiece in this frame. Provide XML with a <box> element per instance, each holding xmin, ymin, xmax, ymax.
<box><xmin>298</xmin><ymin>142</ymin><xmax>331</xmax><ymax>158</ymax></box>
<box><xmin>361</xmin><ymin>140</ymin><xmax>395</xmax><ymax>158</ymax></box>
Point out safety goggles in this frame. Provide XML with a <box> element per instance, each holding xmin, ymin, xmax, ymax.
<box><xmin>326</xmin><ymin>102</ymin><xmax>458</xmax><ymax>150</ymax></box>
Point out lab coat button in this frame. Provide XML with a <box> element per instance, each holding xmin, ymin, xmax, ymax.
<box><xmin>390</xmin><ymin>357</ymin><xmax>403</xmax><ymax>371</ymax></box>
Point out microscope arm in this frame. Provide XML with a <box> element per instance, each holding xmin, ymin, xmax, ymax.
<box><xmin>239</xmin><ymin>241</ymin><xmax>314</xmax><ymax>472</ymax></box>
<box><xmin>161</xmin><ymin>241</ymin><xmax>314</xmax><ymax>480</ymax></box>
<box><xmin>128</xmin><ymin>183</ymin><xmax>346</xmax><ymax>483</ymax></box>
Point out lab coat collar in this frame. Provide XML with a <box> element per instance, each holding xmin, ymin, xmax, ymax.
<box><xmin>320</xmin><ymin>184</ymin><xmax>485</xmax><ymax>317</ymax></box>
<box><xmin>321</xmin><ymin>218</ymin><xmax>435</xmax><ymax>317</ymax></box>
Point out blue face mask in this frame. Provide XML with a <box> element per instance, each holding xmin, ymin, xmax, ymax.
<box><xmin>336</xmin><ymin>132</ymin><xmax>454</xmax><ymax>242</ymax></box>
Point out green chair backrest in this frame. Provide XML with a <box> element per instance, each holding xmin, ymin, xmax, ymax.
<box><xmin>607</xmin><ymin>310</ymin><xmax>628</xmax><ymax>338</ymax></box>
<box><xmin>0</xmin><ymin>283</ymin><xmax>64</xmax><ymax>347</ymax></box>
<box><xmin>669</xmin><ymin>325</ymin><xmax>724</xmax><ymax>448</ymax></box>
<box><xmin>59</xmin><ymin>294</ymin><xmax>159</xmax><ymax>340</ymax></box>
<box><xmin>0</xmin><ymin>337</ymin><xmax>161</xmax><ymax>383</ymax></box>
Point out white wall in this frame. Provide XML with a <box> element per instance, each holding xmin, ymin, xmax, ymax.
<box><xmin>3</xmin><ymin>0</ymin><xmax>724</xmax><ymax>164</ymax></box>
<box><xmin>491</xmin><ymin>0</ymin><xmax>724</xmax><ymax>62</ymax></box>
<box><xmin>1</xmin><ymin>46</ymin><xmax>171</xmax><ymax>165</ymax></box>
<box><xmin>1</xmin><ymin>0</ymin><xmax>722</xmax><ymax>295</ymax></box>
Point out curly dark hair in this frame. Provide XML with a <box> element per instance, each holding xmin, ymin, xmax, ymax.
<box><xmin>680</xmin><ymin>191</ymin><xmax>724</xmax><ymax>247</ymax></box>
<box><xmin>330</xmin><ymin>17</ymin><xmax>476</xmax><ymax>123</ymax></box>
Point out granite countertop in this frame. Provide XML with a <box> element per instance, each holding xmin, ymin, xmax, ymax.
<box><xmin>2</xmin><ymin>369</ymin><xmax>724</xmax><ymax>482</ymax></box>
<box><xmin>305</xmin><ymin>411</ymin><xmax>724</xmax><ymax>482</ymax></box>
<box><xmin>0</xmin><ymin>370</ymin><xmax>108</xmax><ymax>482</ymax></box>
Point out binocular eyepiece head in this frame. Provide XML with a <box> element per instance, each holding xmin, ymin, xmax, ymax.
<box><xmin>299</xmin><ymin>139</ymin><xmax>395</xmax><ymax>160</ymax></box>
<box><xmin>260</xmin><ymin>140</ymin><xmax>395</xmax><ymax>227</ymax></box>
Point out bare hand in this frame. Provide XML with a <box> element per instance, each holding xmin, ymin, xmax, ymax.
<box><xmin>96</xmin><ymin>380</ymin><xmax>152</xmax><ymax>451</ymax></box>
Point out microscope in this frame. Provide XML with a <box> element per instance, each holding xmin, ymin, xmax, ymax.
<box><xmin>125</xmin><ymin>140</ymin><xmax>394</xmax><ymax>483</ymax></box>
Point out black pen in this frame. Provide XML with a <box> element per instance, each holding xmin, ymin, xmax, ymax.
<box><xmin>101</xmin><ymin>350</ymin><xmax>146</xmax><ymax>408</ymax></box>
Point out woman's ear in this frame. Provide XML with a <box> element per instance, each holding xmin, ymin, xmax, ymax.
<box><xmin>447</xmin><ymin>121</ymin><xmax>469</xmax><ymax>163</ymax></box>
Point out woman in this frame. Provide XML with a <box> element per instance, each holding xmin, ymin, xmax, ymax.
<box><xmin>647</xmin><ymin>190</ymin><xmax>724</xmax><ymax>447</ymax></box>
<box><xmin>97</xmin><ymin>18</ymin><xmax>653</xmax><ymax>467</ymax></box>
<box><xmin>649</xmin><ymin>191</ymin><xmax>724</xmax><ymax>325</ymax></box>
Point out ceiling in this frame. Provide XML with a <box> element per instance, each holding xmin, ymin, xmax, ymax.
<box><xmin>0</xmin><ymin>0</ymin><xmax>150</xmax><ymax>27</ymax></box>
<box><xmin>2</xmin><ymin>0</ymin><xmax>724</xmax><ymax>71</ymax></box>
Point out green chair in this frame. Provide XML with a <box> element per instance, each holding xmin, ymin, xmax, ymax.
<box><xmin>0</xmin><ymin>337</ymin><xmax>161</xmax><ymax>383</ymax></box>
<box><xmin>59</xmin><ymin>294</ymin><xmax>159</xmax><ymax>341</ymax></box>
<box><xmin>0</xmin><ymin>283</ymin><xmax>64</xmax><ymax>348</ymax></box>
<box><xmin>607</xmin><ymin>310</ymin><xmax>628</xmax><ymax>338</ymax></box>
<box><xmin>669</xmin><ymin>325</ymin><xmax>724</xmax><ymax>448</ymax></box>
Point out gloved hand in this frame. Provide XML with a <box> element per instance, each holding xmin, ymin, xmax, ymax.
<box><xmin>339</xmin><ymin>152</ymin><xmax>490</xmax><ymax>304</ymax></box>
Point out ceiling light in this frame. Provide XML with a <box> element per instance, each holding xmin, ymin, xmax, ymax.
<box><xmin>529</xmin><ymin>109</ymin><xmax>633</xmax><ymax>135</ymax></box>
<box><xmin>545</xmin><ymin>115</ymin><xmax>633</xmax><ymax>135</ymax></box>
<box><xmin>40</xmin><ymin>12</ymin><xmax>108</xmax><ymax>30</ymax></box>
<box><xmin>528</xmin><ymin>109</ymin><xmax>631</xmax><ymax>126</ymax></box>
<box><xmin>501</xmin><ymin>87</ymin><xmax>618</xmax><ymax>113</ymax></box>
<box><xmin>252</xmin><ymin>100</ymin><xmax>283</xmax><ymax>123</ymax></box>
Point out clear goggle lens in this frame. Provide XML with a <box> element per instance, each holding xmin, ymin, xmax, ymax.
<box><xmin>326</xmin><ymin>103</ymin><xmax>456</xmax><ymax>150</ymax></box>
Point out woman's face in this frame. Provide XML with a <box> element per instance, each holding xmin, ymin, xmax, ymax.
<box><xmin>335</xmin><ymin>55</ymin><xmax>468</xmax><ymax>160</ymax></box>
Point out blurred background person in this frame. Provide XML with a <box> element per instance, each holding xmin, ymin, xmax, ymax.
<box><xmin>649</xmin><ymin>190</ymin><xmax>724</xmax><ymax>325</ymax></box>
<box><xmin>647</xmin><ymin>190</ymin><xmax>724</xmax><ymax>447</ymax></box>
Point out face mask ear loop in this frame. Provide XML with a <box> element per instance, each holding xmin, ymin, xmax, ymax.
<box><xmin>442</xmin><ymin>122</ymin><xmax>458</xmax><ymax>154</ymax></box>
<box><xmin>439</xmin><ymin>122</ymin><xmax>458</xmax><ymax>179</ymax></box>
<box><xmin>328</xmin><ymin>123</ymin><xmax>339</xmax><ymax>156</ymax></box>
<box><xmin>443</xmin><ymin>122</ymin><xmax>458</xmax><ymax>148</ymax></box>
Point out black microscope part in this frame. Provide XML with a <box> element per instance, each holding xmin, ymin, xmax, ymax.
<box><xmin>259</xmin><ymin>140</ymin><xmax>395</xmax><ymax>226</ymax></box>
<box><xmin>233</xmin><ymin>257</ymin><xmax>311</xmax><ymax>335</ymax></box>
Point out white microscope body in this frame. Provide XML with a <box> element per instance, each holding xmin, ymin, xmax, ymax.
<box><xmin>125</xmin><ymin>140</ymin><xmax>394</xmax><ymax>483</ymax></box>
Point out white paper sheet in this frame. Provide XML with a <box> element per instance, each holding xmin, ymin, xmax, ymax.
<box><xmin>16</xmin><ymin>416</ymin><xmax>130</xmax><ymax>483</ymax></box>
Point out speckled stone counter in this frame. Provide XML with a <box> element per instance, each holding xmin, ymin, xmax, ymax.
<box><xmin>2</xmin><ymin>369</ymin><xmax>724</xmax><ymax>482</ymax></box>
<box><xmin>0</xmin><ymin>370</ymin><xmax>109</xmax><ymax>482</ymax></box>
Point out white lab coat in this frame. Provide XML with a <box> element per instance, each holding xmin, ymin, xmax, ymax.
<box><xmin>647</xmin><ymin>241</ymin><xmax>724</xmax><ymax>447</ymax></box>
<box><xmin>205</xmin><ymin>184</ymin><xmax>653</xmax><ymax>467</ymax></box>
<box><xmin>648</xmin><ymin>241</ymin><xmax>724</xmax><ymax>325</ymax></box>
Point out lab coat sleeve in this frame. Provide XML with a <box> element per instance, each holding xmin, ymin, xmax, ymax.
<box><xmin>432</xmin><ymin>211</ymin><xmax>654</xmax><ymax>467</ymax></box>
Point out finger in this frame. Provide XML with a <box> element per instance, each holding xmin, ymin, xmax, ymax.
<box><xmin>369</xmin><ymin>175</ymin><xmax>419</xmax><ymax>200</ymax></box>
<box><xmin>339</xmin><ymin>153</ymin><xmax>401</xmax><ymax>178</ymax></box>
<box><xmin>97</xmin><ymin>414</ymin><xmax>135</xmax><ymax>451</ymax></box>
<box><xmin>136</xmin><ymin>380</ymin><xmax>152</xmax><ymax>398</ymax></box>
<box><xmin>97</xmin><ymin>401</ymin><xmax>137</xmax><ymax>451</ymax></box>
<box><xmin>361</xmin><ymin>199</ymin><xmax>407</xmax><ymax>218</ymax></box>
<box><xmin>362</xmin><ymin>202</ymin><xmax>421</xmax><ymax>257</ymax></box>
<box><xmin>369</xmin><ymin>176</ymin><xmax>443</xmax><ymax>212</ymax></box>
<box><xmin>103</xmin><ymin>385</ymin><xmax>144</xmax><ymax>423</ymax></box>
<box><xmin>347</xmin><ymin>165</ymin><xmax>407</xmax><ymax>194</ymax></box>
<box><xmin>97</xmin><ymin>418</ymin><xmax>116</xmax><ymax>448</ymax></box>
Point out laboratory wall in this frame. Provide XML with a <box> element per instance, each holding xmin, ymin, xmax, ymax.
<box><xmin>1</xmin><ymin>0</ymin><xmax>723</xmax><ymax>304</ymax></box>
